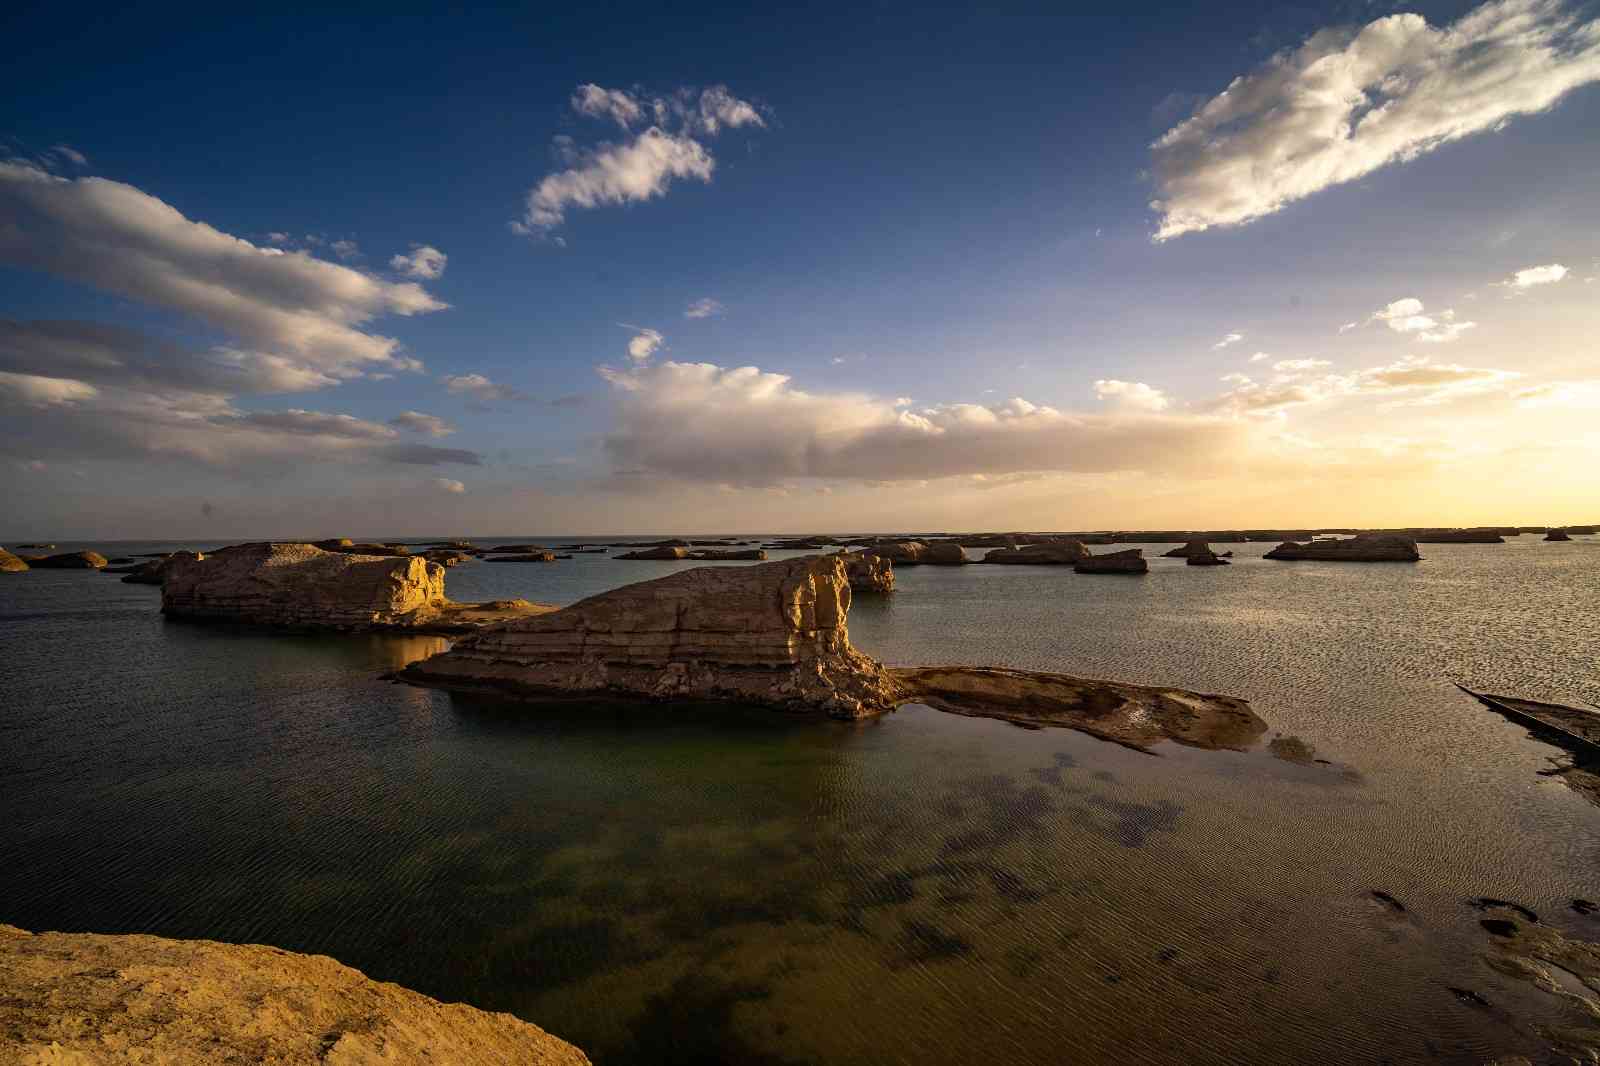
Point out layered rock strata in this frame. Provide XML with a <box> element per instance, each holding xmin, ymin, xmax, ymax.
<box><xmin>1265</xmin><ymin>535</ymin><xmax>1421</xmax><ymax>561</ymax></box>
<box><xmin>161</xmin><ymin>542</ymin><xmax>552</xmax><ymax>632</ymax></box>
<box><xmin>0</xmin><ymin>924</ymin><xmax>590</xmax><ymax>1065</ymax></box>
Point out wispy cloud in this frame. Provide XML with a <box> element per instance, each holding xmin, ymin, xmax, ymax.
<box><xmin>1212</xmin><ymin>331</ymin><xmax>1243</xmax><ymax>350</ymax></box>
<box><xmin>1151</xmin><ymin>0</ymin><xmax>1600</xmax><ymax>239</ymax></box>
<box><xmin>388</xmin><ymin>410</ymin><xmax>456</xmax><ymax>437</ymax></box>
<box><xmin>684</xmin><ymin>297</ymin><xmax>725</xmax><ymax>319</ymax></box>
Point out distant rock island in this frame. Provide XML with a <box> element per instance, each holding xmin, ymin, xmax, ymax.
<box><xmin>0</xmin><ymin>924</ymin><xmax>590</xmax><ymax>1064</ymax></box>
<box><xmin>161</xmin><ymin>542</ymin><xmax>555</xmax><ymax>633</ymax></box>
<box><xmin>1265</xmin><ymin>535</ymin><xmax>1421</xmax><ymax>562</ymax></box>
<box><xmin>397</xmin><ymin>554</ymin><xmax>1264</xmax><ymax>751</ymax></box>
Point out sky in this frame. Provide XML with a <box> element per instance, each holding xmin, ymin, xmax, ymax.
<box><xmin>2</xmin><ymin>0</ymin><xmax>1598</xmax><ymax>538</ymax></box>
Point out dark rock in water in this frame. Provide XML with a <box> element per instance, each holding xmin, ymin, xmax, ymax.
<box><xmin>120</xmin><ymin>551</ymin><xmax>205</xmax><ymax>585</ymax></box>
<box><xmin>922</xmin><ymin>541</ymin><xmax>968</xmax><ymax>565</ymax></box>
<box><xmin>616</xmin><ymin>546</ymin><xmax>690</xmax><ymax>560</ymax></box>
<box><xmin>14</xmin><ymin>543</ymin><xmax>54</xmax><ymax>550</ymax></box>
<box><xmin>30</xmin><ymin>550</ymin><xmax>109</xmax><ymax>569</ymax></box>
<box><xmin>1480</xmin><ymin>918</ymin><xmax>1518</xmax><ymax>937</ymax></box>
<box><xmin>1185</xmin><ymin>543</ymin><xmax>1231</xmax><ymax>566</ymax></box>
<box><xmin>1411</xmin><ymin>529</ymin><xmax>1505</xmax><ymax>543</ymax></box>
<box><xmin>1469</xmin><ymin>898</ymin><xmax>1538</xmax><ymax>923</ymax></box>
<box><xmin>1573</xmin><ymin>899</ymin><xmax>1598</xmax><ymax>916</ymax></box>
<box><xmin>489</xmin><ymin>544</ymin><xmax>551</xmax><ymax>554</ymax></box>
<box><xmin>0</xmin><ymin>548</ymin><xmax>28</xmax><ymax>573</ymax></box>
<box><xmin>1545</xmin><ymin>529</ymin><xmax>1572</xmax><ymax>541</ymax></box>
<box><xmin>608</xmin><ymin>538</ymin><xmax>691</xmax><ymax>549</ymax></box>
<box><xmin>1371</xmin><ymin>890</ymin><xmax>1406</xmax><ymax>913</ymax></box>
<box><xmin>764</xmin><ymin>536</ymin><xmax>843</xmax><ymax>550</ymax></box>
<box><xmin>106</xmin><ymin>556</ymin><xmax>136</xmax><ymax>565</ymax></box>
<box><xmin>311</xmin><ymin>538</ymin><xmax>354</xmax><ymax>550</ymax></box>
<box><xmin>864</xmin><ymin>540</ymin><xmax>929</xmax><ymax>565</ymax></box>
<box><xmin>487</xmin><ymin>552</ymin><xmax>557</xmax><ymax>562</ymax></box>
<box><xmin>1074</xmin><ymin>548</ymin><xmax>1147</xmax><ymax>574</ymax></box>
<box><xmin>687</xmin><ymin>548</ymin><xmax>766</xmax><ymax>560</ymax></box>
<box><xmin>1161</xmin><ymin>540</ymin><xmax>1213</xmax><ymax>558</ymax></box>
<box><xmin>981</xmin><ymin>541</ymin><xmax>1088</xmax><ymax>565</ymax></box>
<box><xmin>1446</xmin><ymin>986</ymin><xmax>1490</xmax><ymax>1008</ymax></box>
<box><xmin>1265</xmin><ymin>535</ymin><xmax>1420</xmax><ymax>562</ymax></box>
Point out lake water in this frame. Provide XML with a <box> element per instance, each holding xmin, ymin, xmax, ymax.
<box><xmin>3</xmin><ymin>537</ymin><xmax>1599</xmax><ymax>1063</ymax></box>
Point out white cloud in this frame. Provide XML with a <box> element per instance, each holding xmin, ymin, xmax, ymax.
<box><xmin>1338</xmin><ymin>321</ymin><xmax>1360</xmax><ymax>334</ymax></box>
<box><xmin>388</xmin><ymin>410</ymin><xmax>456</xmax><ymax>437</ymax></box>
<box><xmin>1150</xmin><ymin>0</ymin><xmax>1600</xmax><ymax>239</ymax></box>
<box><xmin>1207</xmin><ymin>353</ymin><xmax>1519</xmax><ymax>415</ymax></box>
<box><xmin>215</xmin><ymin>409</ymin><xmax>399</xmax><ymax>440</ymax></box>
<box><xmin>684</xmin><ymin>297</ymin><xmax>725</xmax><ymax>319</ymax></box>
<box><xmin>572</xmin><ymin>84</ymin><xmax>646</xmax><ymax>127</ymax></box>
<box><xmin>624</xmin><ymin>326</ymin><xmax>664</xmax><ymax>363</ymax></box>
<box><xmin>1093</xmin><ymin>379</ymin><xmax>1171</xmax><ymax>412</ymax></box>
<box><xmin>442</xmin><ymin>372</ymin><xmax>528</xmax><ymax>408</ymax></box>
<box><xmin>0</xmin><ymin>370</ymin><xmax>99</xmax><ymax>407</ymax></box>
<box><xmin>1369</xmin><ymin>297</ymin><xmax>1476</xmax><ymax>342</ymax></box>
<box><xmin>1503</xmin><ymin>262</ymin><xmax>1569</xmax><ymax>288</ymax></box>
<box><xmin>1273</xmin><ymin>358</ymin><xmax>1331</xmax><ymax>372</ymax></box>
<box><xmin>50</xmin><ymin>145</ymin><xmax>88</xmax><ymax>167</ymax></box>
<box><xmin>1212</xmin><ymin>331</ymin><xmax>1244</xmax><ymax>349</ymax></box>
<box><xmin>513</xmin><ymin>84</ymin><xmax>764</xmax><ymax>236</ymax></box>
<box><xmin>1248</xmin><ymin>351</ymin><xmax>1272</xmax><ymax>362</ymax></box>
<box><xmin>390</xmin><ymin>244</ymin><xmax>447</xmax><ymax>280</ymax></box>
<box><xmin>1512</xmin><ymin>379</ymin><xmax>1600</xmax><ymax>408</ymax></box>
<box><xmin>0</xmin><ymin>162</ymin><xmax>445</xmax><ymax>384</ymax></box>
<box><xmin>432</xmin><ymin>477</ymin><xmax>467</xmax><ymax>494</ymax></box>
<box><xmin>595</xmin><ymin>360</ymin><xmax>1247</xmax><ymax>484</ymax></box>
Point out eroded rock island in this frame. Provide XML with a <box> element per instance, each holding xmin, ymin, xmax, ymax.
<box><xmin>0</xmin><ymin>924</ymin><xmax>589</xmax><ymax>1065</ymax></box>
<box><xmin>397</xmin><ymin>554</ymin><xmax>1266</xmax><ymax>751</ymax></box>
<box><xmin>1265</xmin><ymin>534</ymin><xmax>1421</xmax><ymax>562</ymax></box>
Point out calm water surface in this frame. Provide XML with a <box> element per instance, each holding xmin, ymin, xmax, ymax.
<box><xmin>3</xmin><ymin>537</ymin><xmax>1599</xmax><ymax>1063</ymax></box>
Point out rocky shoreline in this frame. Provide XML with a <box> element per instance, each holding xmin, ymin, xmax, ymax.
<box><xmin>0</xmin><ymin>924</ymin><xmax>589</xmax><ymax>1064</ymax></box>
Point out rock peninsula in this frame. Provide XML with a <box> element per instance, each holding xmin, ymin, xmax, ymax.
<box><xmin>0</xmin><ymin>924</ymin><xmax>590</xmax><ymax>1065</ymax></box>
<box><xmin>0</xmin><ymin>548</ymin><xmax>28</xmax><ymax>573</ymax></box>
<box><xmin>162</xmin><ymin>542</ymin><xmax>554</xmax><ymax>633</ymax></box>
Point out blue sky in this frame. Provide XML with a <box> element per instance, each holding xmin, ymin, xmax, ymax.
<box><xmin>3</xmin><ymin>1</ymin><xmax>1598</xmax><ymax>536</ymax></box>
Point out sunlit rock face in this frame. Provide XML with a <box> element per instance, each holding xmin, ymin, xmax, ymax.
<box><xmin>0</xmin><ymin>924</ymin><xmax>591</xmax><ymax>1065</ymax></box>
<box><xmin>162</xmin><ymin>542</ymin><xmax>448</xmax><ymax>629</ymax></box>
<box><xmin>399</xmin><ymin>555</ymin><xmax>903</xmax><ymax>718</ymax></box>
<box><xmin>837</xmin><ymin>550</ymin><xmax>895</xmax><ymax>592</ymax></box>
<box><xmin>1265</xmin><ymin>535</ymin><xmax>1421</xmax><ymax>562</ymax></box>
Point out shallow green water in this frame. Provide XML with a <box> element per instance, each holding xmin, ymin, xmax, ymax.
<box><xmin>3</xmin><ymin>537</ymin><xmax>1599</xmax><ymax>1062</ymax></box>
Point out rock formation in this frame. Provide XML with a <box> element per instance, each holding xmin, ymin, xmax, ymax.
<box><xmin>1411</xmin><ymin>529</ymin><xmax>1505</xmax><ymax>543</ymax></box>
<box><xmin>119</xmin><ymin>550</ymin><xmax>205</xmax><ymax>585</ymax></box>
<box><xmin>893</xmin><ymin>667</ymin><xmax>1265</xmax><ymax>752</ymax></box>
<box><xmin>489</xmin><ymin>544</ymin><xmax>551</xmax><ymax>554</ymax></box>
<box><xmin>864</xmin><ymin>540</ymin><xmax>929</xmax><ymax>565</ymax></box>
<box><xmin>312</xmin><ymin>538</ymin><xmax>355</xmax><ymax>549</ymax></box>
<box><xmin>1161</xmin><ymin>540</ymin><xmax>1211</xmax><ymax>558</ymax></box>
<box><xmin>0</xmin><ymin>548</ymin><xmax>28</xmax><ymax>573</ymax></box>
<box><xmin>398</xmin><ymin>555</ymin><xmax>902</xmax><ymax>718</ymax></box>
<box><xmin>488</xmin><ymin>551</ymin><xmax>558</xmax><ymax>562</ymax></box>
<box><xmin>922</xmin><ymin>541</ymin><xmax>969</xmax><ymax>565</ymax></box>
<box><xmin>1545</xmin><ymin>529</ymin><xmax>1572</xmax><ymax>542</ymax></box>
<box><xmin>837</xmin><ymin>550</ymin><xmax>895</xmax><ymax>592</ymax></box>
<box><xmin>615</xmin><ymin>546</ymin><xmax>691</xmax><ymax>560</ymax></box>
<box><xmin>397</xmin><ymin>554</ymin><xmax>1267</xmax><ymax>749</ymax></box>
<box><xmin>982</xmin><ymin>540</ymin><xmax>1089</xmax><ymax>565</ymax></box>
<box><xmin>0</xmin><ymin>924</ymin><xmax>590</xmax><ymax>1065</ymax></box>
<box><xmin>1186</xmin><ymin>547</ymin><xmax>1230</xmax><ymax>566</ymax></box>
<box><xmin>13</xmin><ymin>543</ymin><xmax>54</xmax><ymax>550</ymax></box>
<box><xmin>161</xmin><ymin>542</ymin><xmax>551</xmax><ymax>632</ymax></box>
<box><xmin>28</xmin><ymin>550</ymin><xmax>109</xmax><ymax>569</ymax></box>
<box><xmin>615</xmin><ymin>547</ymin><xmax>766</xmax><ymax>561</ymax></box>
<box><xmin>422</xmin><ymin>548</ymin><xmax>473</xmax><ymax>566</ymax></box>
<box><xmin>1074</xmin><ymin>548</ymin><xmax>1148</xmax><ymax>574</ymax></box>
<box><xmin>1265</xmin><ymin>535</ymin><xmax>1421</xmax><ymax>562</ymax></box>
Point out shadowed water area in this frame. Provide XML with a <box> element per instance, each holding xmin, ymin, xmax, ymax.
<box><xmin>3</xmin><ymin>537</ymin><xmax>1599</xmax><ymax>1063</ymax></box>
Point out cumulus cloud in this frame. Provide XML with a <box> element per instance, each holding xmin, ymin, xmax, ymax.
<box><xmin>684</xmin><ymin>297</ymin><xmax>725</xmax><ymax>319</ymax></box>
<box><xmin>624</xmin><ymin>326</ymin><xmax>664</xmax><ymax>363</ymax></box>
<box><xmin>1502</xmin><ymin>262</ymin><xmax>1569</xmax><ymax>288</ymax></box>
<box><xmin>596</xmin><ymin>360</ymin><xmax>1248</xmax><ymax>484</ymax></box>
<box><xmin>1212</xmin><ymin>332</ymin><xmax>1244</xmax><ymax>349</ymax></box>
<box><xmin>1150</xmin><ymin>0</ymin><xmax>1600</xmax><ymax>239</ymax></box>
<box><xmin>431</xmin><ymin>477</ymin><xmax>467</xmax><ymax>494</ymax></box>
<box><xmin>388</xmin><ymin>410</ymin><xmax>455</xmax><ymax>437</ymax></box>
<box><xmin>442</xmin><ymin>372</ymin><xmax>529</xmax><ymax>410</ymax></box>
<box><xmin>389</xmin><ymin>244</ymin><xmax>447</xmax><ymax>280</ymax></box>
<box><xmin>0</xmin><ymin>162</ymin><xmax>445</xmax><ymax>383</ymax></box>
<box><xmin>513</xmin><ymin>84</ymin><xmax>764</xmax><ymax>236</ymax></box>
<box><xmin>1369</xmin><ymin>297</ymin><xmax>1476</xmax><ymax>342</ymax></box>
<box><xmin>1094</xmin><ymin>379</ymin><xmax>1171</xmax><ymax>412</ymax></box>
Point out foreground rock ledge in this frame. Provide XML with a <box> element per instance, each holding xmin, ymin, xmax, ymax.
<box><xmin>0</xmin><ymin>924</ymin><xmax>590</xmax><ymax>1065</ymax></box>
<box><xmin>396</xmin><ymin>555</ymin><xmax>1266</xmax><ymax>749</ymax></box>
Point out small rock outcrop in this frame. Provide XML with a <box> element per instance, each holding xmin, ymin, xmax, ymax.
<box><xmin>837</xmin><ymin>550</ymin><xmax>894</xmax><ymax>592</ymax></box>
<box><xmin>922</xmin><ymin>541</ymin><xmax>969</xmax><ymax>565</ymax></box>
<box><xmin>488</xmin><ymin>552</ymin><xmax>558</xmax><ymax>562</ymax></box>
<box><xmin>864</xmin><ymin>540</ymin><xmax>928</xmax><ymax>565</ymax></box>
<box><xmin>1411</xmin><ymin>529</ymin><xmax>1505</xmax><ymax>543</ymax></box>
<box><xmin>0</xmin><ymin>548</ymin><xmax>28</xmax><ymax>573</ymax></box>
<box><xmin>615</xmin><ymin>547</ymin><xmax>766</xmax><ymax>561</ymax></box>
<box><xmin>0</xmin><ymin>924</ymin><xmax>590</xmax><ymax>1065</ymax></box>
<box><xmin>982</xmin><ymin>540</ymin><xmax>1089</xmax><ymax>565</ymax></box>
<box><xmin>1265</xmin><ymin>535</ymin><xmax>1421</xmax><ymax>562</ymax></box>
<box><xmin>1545</xmin><ymin>529</ymin><xmax>1572</xmax><ymax>542</ymax></box>
<box><xmin>1074</xmin><ymin>548</ymin><xmax>1148</xmax><ymax>574</ymax></box>
<box><xmin>1161</xmin><ymin>540</ymin><xmax>1213</xmax><ymax>558</ymax></box>
<box><xmin>399</xmin><ymin>555</ymin><xmax>902</xmax><ymax>718</ymax></box>
<box><xmin>1186</xmin><ymin>547</ymin><xmax>1230</xmax><ymax>566</ymax></box>
<box><xmin>120</xmin><ymin>550</ymin><xmax>205</xmax><ymax>585</ymax></box>
<box><xmin>29</xmin><ymin>550</ymin><xmax>109</xmax><ymax>569</ymax></box>
<box><xmin>615</xmin><ymin>546</ymin><xmax>691</xmax><ymax>560</ymax></box>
